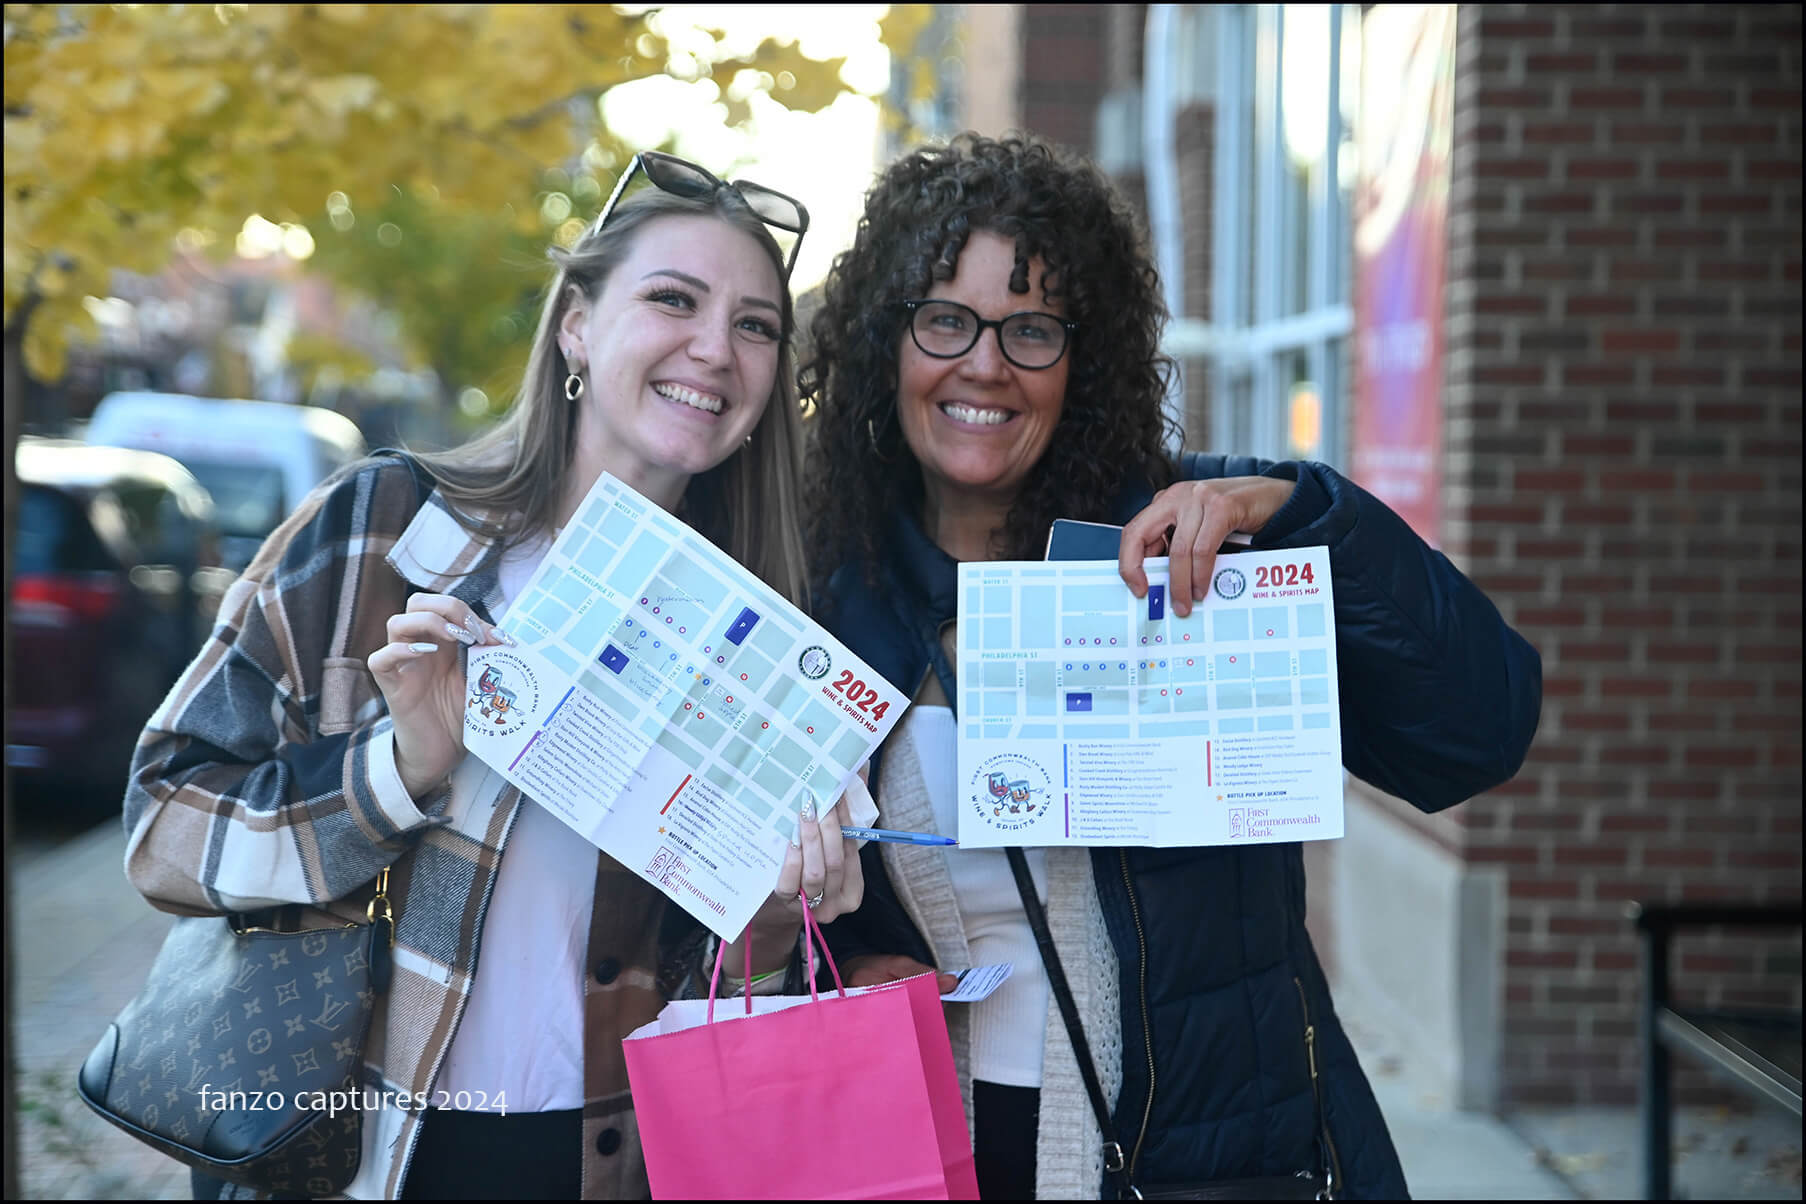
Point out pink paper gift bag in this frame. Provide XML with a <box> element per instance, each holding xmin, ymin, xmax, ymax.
<box><xmin>624</xmin><ymin>907</ymin><xmax>978</xmax><ymax>1200</ymax></box>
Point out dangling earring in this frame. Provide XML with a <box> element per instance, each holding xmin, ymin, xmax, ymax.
<box><xmin>564</xmin><ymin>360</ymin><xmax>585</xmax><ymax>402</ymax></box>
<box><xmin>866</xmin><ymin>416</ymin><xmax>899</xmax><ymax>464</ymax></box>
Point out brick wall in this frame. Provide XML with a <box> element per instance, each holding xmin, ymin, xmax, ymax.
<box><xmin>1445</xmin><ymin>3</ymin><xmax>1803</xmax><ymax>1105</ymax></box>
<box><xmin>1018</xmin><ymin>5</ymin><xmax>1109</xmax><ymax>156</ymax></box>
<box><xmin>1007</xmin><ymin>0</ymin><xmax>1800</xmax><ymax>1108</ymax></box>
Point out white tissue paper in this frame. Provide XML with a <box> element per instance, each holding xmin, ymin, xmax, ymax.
<box><xmin>840</xmin><ymin>769</ymin><xmax>880</xmax><ymax>839</ymax></box>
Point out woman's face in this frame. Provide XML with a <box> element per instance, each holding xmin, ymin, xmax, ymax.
<box><xmin>894</xmin><ymin>229</ymin><xmax>1070</xmax><ymax>512</ymax></box>
<box><xmin>561</xmin><ymin>214</ymin><xmax>783</xmax><ymax>498</ymax></box>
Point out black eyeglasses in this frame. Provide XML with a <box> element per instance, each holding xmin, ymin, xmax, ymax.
<box><xmin>902</xmin><ymin>299</ymin><xmax>1078</xmax><ymax>371</ymax></box>
<box><xmin>592</xmin><ymin>150</ymin><xmax>810</xmax><ymax>280</ymax></box>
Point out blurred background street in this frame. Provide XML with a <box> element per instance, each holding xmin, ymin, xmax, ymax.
<box><xmin>5</xmin><ymin>3</ymin><xmax>1799</xmax><ymax>1199</ymax></box>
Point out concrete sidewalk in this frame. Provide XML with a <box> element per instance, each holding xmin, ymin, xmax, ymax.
<box><xmin>7</xmin><ymin>822</ymin><xmax>1800</xmax><ymax>1199</ymax></box>
<box><xmin>10</xmin><ymin>818</ymin><xmax>189</xmax><ymax>1200</ymax></box>
<box><xmin>1335</xmin><ymin>992</ymin><xmax>1801</xmax><ymax>1200</ymax></box>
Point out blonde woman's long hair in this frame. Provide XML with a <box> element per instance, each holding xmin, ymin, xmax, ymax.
<box><xmin>412</xmin><ymin>188</ymin><xmax>811</xmax><ymax>608</ymax></box>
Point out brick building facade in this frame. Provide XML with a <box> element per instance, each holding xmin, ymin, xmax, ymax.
<box><xmin>1018</xmin><ymin>6</ymin><xmax>1112</xmax><ymax>161</ymax></box>
<box><xmin>1431</xmin><ymin>2</ymin><xmax>1801</xmax><ymax>1106</ymax></box>
<box><xmin>958</xmin><ymin>2</ymin><xmax>1800</xmax><ymax>1109</ymax></box>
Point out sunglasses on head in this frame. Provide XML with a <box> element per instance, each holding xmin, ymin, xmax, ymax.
<box><xmin>591</xmin><ymin>150</ymin><xmax>810</xmax><ymax>280</ymax></box>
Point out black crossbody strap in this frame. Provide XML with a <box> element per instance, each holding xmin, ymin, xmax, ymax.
<box><xmin>1006</xmin><ymin>846</ymin><xmax>1130</xmax><ymax>1194</ymax></box>
<box><xmin>1009</xmin><ymin>847</ymin><xmax>1335</xmax><ymax>1201</ymax></box>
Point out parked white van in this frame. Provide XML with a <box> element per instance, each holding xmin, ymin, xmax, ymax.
<box><xmin>85</xmin><ymin>392</ymin><xmax>368</xmax><ymax>570</ymax></box>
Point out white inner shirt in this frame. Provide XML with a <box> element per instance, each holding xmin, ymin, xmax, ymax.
<box><xmin>436</xmin><ymin>534</ymin><xmax>597</xmax><ymax>1112</ymax></box>
<box><xmin>911</xmin><ymin>704</ymin><xmax>1051</xmax><ymax>1087</ymax></box>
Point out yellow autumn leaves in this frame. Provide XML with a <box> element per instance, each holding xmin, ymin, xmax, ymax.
<box><xmin>3</xmin><ymin>3</ymin><xmax>897</xmax><ymax>382</ymax></box>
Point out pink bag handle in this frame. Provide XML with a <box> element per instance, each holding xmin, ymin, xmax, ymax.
<box><xmin>705</xmin><ymin>892</ymin><xmax>847</xmax><ymax>1024</ymax></box>
<box><xmin>800</xmin><ymin>892</ymin><xmax>847</xmax><ymax>998</ymax></box>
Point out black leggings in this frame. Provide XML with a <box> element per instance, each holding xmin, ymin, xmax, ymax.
<box><xmin>975</xmin><ymin>1080</ymin><xmax>1041</xmax><ymax>1200</ymax></box>
<box><xmin>190</xmin><ymin>1108</ymin><xmax>583</xmax><ymax>1200</ymax></box>
<box><xmin>402</xmin><ymin>1108</ymin><xmax>582</xmax><ymax>1199</ymax></box>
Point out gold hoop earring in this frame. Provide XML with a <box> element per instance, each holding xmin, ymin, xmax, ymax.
<box><xmin>866</xmin><ymin>416</ymin><xmax>899</xmax><ymax>464</ymax></box>
<box><xmin>564</xmin><ymin>367</ymin><xmax>584</xmax><ymax>402</ymax></box>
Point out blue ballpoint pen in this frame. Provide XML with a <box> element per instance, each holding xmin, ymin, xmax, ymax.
<box><xmin>841</xmin><ymin>825</ymin><xmax>958</xmax><ymax>847</ymax></box>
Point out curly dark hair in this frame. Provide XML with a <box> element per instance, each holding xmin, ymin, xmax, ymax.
<box><xmin>801</xmin><ymin>131</ymin><xmax>1178</xmax><ymax>584</ymax></box>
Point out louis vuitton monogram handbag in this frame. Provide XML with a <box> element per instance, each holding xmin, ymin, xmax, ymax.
<box><xmin>77</xmin><ymin>869</ymin><xmax>396</xmax><ymax>1196</ymax></box>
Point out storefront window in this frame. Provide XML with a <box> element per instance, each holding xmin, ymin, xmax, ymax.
<box><xmin>1168</xmin><ymin>3</ymin><xmax>1358</xmax><ymax>466</ymax></box>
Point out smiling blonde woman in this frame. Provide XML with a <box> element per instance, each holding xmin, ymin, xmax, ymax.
<box><xmin>123</xmin><ymin>153</ymin><xmax>865</xmax><ymax>1200</ymax></box>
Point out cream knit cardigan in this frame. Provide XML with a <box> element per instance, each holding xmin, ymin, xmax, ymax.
<box><xmin>874</xmin><ymin>711</ymin><xmax>1123</xmax><ymax>1199</ymax></box>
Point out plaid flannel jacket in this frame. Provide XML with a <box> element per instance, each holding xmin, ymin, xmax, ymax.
<box><xmin>122</xmin><ymin>456</ymin><xmax>707</xmax><ymax>1198</ymax></box>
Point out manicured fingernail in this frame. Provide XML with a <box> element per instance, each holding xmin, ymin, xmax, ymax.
<box><xmin>408</xmin><ymin>642</ymin><xmax>439</xmax><ymax>654</ymax></box>
<box><xmin>446</xmin><ymin>623</ymin><xmax>476</xmax><ymax>645</ymax></box>
<box><xmin>799</xmin><ymin>796</ymin><xmax>817</xmax><ymax>822</ymax></box>
<box><xmin>497</xmin><ymin>628</ymin><xmax>518</xmax><ymax>646</ymax></box>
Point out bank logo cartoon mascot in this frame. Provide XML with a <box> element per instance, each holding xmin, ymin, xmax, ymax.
<box><xmin>986</xmin><ymin>771</ymin><xmax>1038</xmax><ymax>817</ymax></box>
<box><xmin>471</xmin><ymin>664</ymin><xmax>517</xmax><ymax>726</ymax></box>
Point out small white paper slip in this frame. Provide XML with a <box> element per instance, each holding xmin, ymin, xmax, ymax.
<box><xmin>840</xmin><ymin>771</ymin><xmax>881</xmax><ymax>834</ymax></box>
<box><xmin>940</xmin><ymin>962</ymin><xmax>1013</xmax><ymax>1003</ymax></box>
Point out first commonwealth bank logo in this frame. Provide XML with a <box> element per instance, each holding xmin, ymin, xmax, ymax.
<box><xmin>967</xmin><ymin>753</ymin><xmax>1053</xmax><ymax>833</ymax></box>
<box><xmin>466</xmin><ymin>652</ymin><xmax>539</xmax><ymax>738</ymax></box>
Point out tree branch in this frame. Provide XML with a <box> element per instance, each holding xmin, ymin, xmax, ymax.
<box><xmin>498</xmin><ymin>88</ymin><xmax>606</xmax><ymax>133</ymax></box>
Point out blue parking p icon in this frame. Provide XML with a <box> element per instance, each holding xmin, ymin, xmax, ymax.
<box><xmin>725</xmin><ymin>607</ymin><xmax>761</xmax><ymax>645</ymax></box>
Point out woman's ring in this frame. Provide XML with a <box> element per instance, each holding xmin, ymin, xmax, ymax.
<box><xmin>805</xmin><ymin>891</ymin><xmax>825</xmax><ymax>909</ymax></box>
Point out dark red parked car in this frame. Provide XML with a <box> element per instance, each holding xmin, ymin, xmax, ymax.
<box><xmin>8</xmin><ymin>437</ymin><xmax>232</xmax><ymax>806</ymax></box>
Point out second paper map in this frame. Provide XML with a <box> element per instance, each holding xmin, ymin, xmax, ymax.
<box><xmin>956</xmin><ymin>548</ymin><xmax>1343</xmax><ymax>849</ymax></box>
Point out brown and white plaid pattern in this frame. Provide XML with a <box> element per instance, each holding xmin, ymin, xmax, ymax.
<box><xmin>123</xmin><ymin>458</ymin><xmax>707</xmax><ymax>1198</ymax></box>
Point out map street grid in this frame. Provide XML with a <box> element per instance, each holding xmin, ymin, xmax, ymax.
<box><xmin>464</xmin><ymin>475</ymin><xmax>907</xmax><ymax>939</ymax></box>
<box><xmin>956</xmin><ymin>548</ymin><xmax>1345</xmax><ymax>849</ymax></box>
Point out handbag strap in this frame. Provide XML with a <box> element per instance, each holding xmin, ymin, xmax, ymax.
<box><xmin>366</xmin><ymin>866</ymin><xmax>397</xmax><ymax>993</ymax></box>
<box><xmin>1006</xmin><ymin>847</ymin><xmax>1130</xmax><ymax>1194</ymax></box>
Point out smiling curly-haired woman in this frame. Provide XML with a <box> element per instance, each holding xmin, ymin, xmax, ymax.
<box><xmin>801</xmin><ymin>129</ymin><xmax>1541</xmax><ymax>1200</ymax></box>
<box><xmin>803</xmin><ymin>132</ymin><xmax>1177</xmax><ymax>571</ymax></box>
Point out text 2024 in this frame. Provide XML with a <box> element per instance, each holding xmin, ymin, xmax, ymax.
<box><xmin>1255</xmin><ymin>562</ymin><xmax>1316</xmax><ymax>588</ymax></box>
<box><xmin>830</xmin><ymin>670</ymin><xmax>891</xmax><ymax>720</ymax></box>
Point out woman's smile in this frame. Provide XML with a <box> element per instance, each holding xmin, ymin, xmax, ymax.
<box><xmin>651</xmin><ymin>380</ymin><xmax>726</xmax><ymax>415</ymax></box>
<box><xmin>937</xmin><ymin>401</ymin><xmax>1018</xmax><ymax>427</ymax></box>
